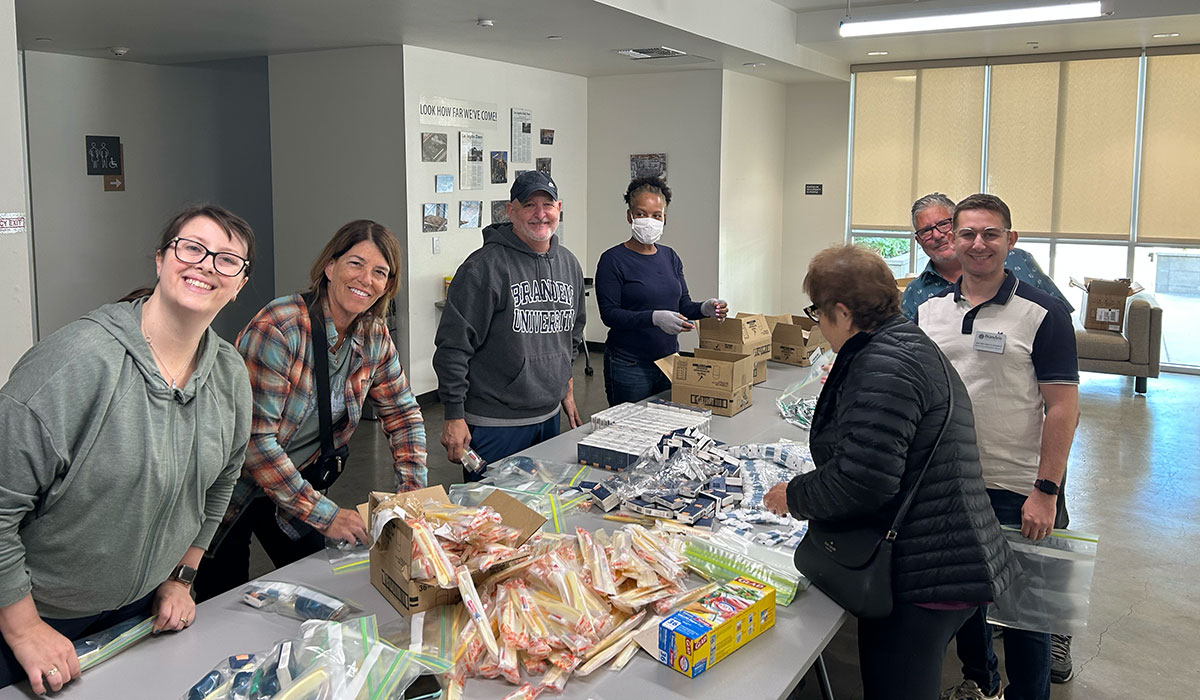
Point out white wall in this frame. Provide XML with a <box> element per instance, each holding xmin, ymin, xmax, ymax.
<box><xmin>718</xmin><ymin>70</ymin><xmax>786</xmax><ymax>314</ymax></box>
<box><xmin>403</xmin><ymin>45</ymin><xmax>588</xmax><ymax>395</ymax></box>
<box><xmin>782</xmin><ymin>81</ymin><xmax>851</xmax><ymax>306</ymax></box>
<box><xmin>586</xmin><ymin>70</ymin><xmax>723</xmax><ymax>351</ymax></box>
<box><xmin>0</xmin><ymin>0</ymin><xmax>31</xmax><ymax>382</ymax></box>
<box><xmin>23</xmin><ymin>52</ymin><xmax>274</xmax><ymax>341</ymax></box>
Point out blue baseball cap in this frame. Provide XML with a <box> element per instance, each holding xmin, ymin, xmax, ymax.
<box><xmin>510</xmin><ymin>171</ymin><xmax>558</xmax><ymax>203</ymax></box>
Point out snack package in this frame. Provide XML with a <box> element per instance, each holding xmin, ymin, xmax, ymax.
<box><xmin>240</xmin><ymin>580</ymin><xmax>362</xmax><ymax>621</ymax></box>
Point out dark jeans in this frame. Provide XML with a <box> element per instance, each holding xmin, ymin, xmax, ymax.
<box><xmin>0</xmin><ymin>590</ymin><xmax>155</xmax><ymax>688</ymax></box>
<box><xmin>955</xmin><ymin>488</ymin><xmax>1053</xmax><ymax>700</ymax></box>
<box><xmin>195</xmin><ymin>496</ymin><xmax>325</xmax><ymax>603</ymax></box>
<box><xmin>463</xmin><ymin>414</ymin><xmax>560</xmax><ymax>482</ymax></box>
<box><xmin>859</xmin><ymin>603</ymin><xmax>977</xmax><ymax>700</ymax></box>
<box><xmin>603</xmin><ymin>348</ymin><xmax>670</xmax><ymax>406</ymax></box>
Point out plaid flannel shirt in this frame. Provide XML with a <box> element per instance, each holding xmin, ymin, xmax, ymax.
<box><xmin>217</xmin><ymin>293</ymin><xmax>426</xmax><ymax>541</ymax></box>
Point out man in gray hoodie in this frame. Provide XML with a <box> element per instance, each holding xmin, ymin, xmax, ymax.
<box><xmin>434</xmin><ymin>171</ymin><xmax>585</xmax><ymax>480</ymax></box>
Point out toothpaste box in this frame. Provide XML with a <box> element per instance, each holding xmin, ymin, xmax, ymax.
<box><xmin>655</xmin><ymin>576</ymin><xmax>776</xmax><ymax>678</ymax></box>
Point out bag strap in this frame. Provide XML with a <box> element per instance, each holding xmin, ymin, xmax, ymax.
<box><xmin>305</xmin><ymin>292</ymin><xmax>337</xmax><ymax>459</ymax></box>
<box><xmin>885</xmin><ymin>349</ymin><xmax>955</xmax><ymax>541</ymax></box>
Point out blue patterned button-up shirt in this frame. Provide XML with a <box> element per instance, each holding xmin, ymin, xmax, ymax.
<box><xmin>901</xmin><ymin>247</ymin><xmax>1073</xmax><ymax>321</ymax></box>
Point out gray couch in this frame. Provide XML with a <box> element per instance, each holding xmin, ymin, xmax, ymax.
<box><xmin>1075</xmin><ymin>291</ymin><xmax>1163</xmax><ymax>393</ymax></box>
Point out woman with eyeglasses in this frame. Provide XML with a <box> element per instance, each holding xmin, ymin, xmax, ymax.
<box><xmin>196</xmin><ymin>220</ymin><xmax>426</xmax><ymax>602</ymax></box>
<box><xmin>595</xmin><ymin>176</ymin><xmax>728</xmax><ymax>406</ymax></box>
<box><xmin>0</xmin><ymin>205</ymin><xmax>256</xmax><ymax>692</ymax></box>
<box><xmin>763</xmin><ymin>244</ymin><xmax>1013</xmax><ymax>700</ymax></box>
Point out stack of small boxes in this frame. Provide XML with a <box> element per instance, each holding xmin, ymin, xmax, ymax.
<box><xmin>576</xmin><ymin>401</ymin><xmax>712</xmax><ymax>471</ymax></box>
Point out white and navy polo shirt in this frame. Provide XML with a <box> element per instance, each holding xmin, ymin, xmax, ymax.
<box><xmin>917</xmin><ymin>271</ymin><xmax>1079</xmax><ymax>495</ymax></box>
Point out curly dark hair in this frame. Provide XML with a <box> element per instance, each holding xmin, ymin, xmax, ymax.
<box><xmin>624</xmin><ymin>176</ymin><xmax>672</xmax><ymax>207</ymax></box>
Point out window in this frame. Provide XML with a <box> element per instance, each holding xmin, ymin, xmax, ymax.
<box><xmin>1139</xmin><ymin>54</ymin><xmax>1200</xmax><ymax>243</ymax></box>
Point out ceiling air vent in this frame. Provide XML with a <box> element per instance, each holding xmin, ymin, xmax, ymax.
<box><xmin>616</xmin><ymin>46</ymin><xmax>687</xmax><ymax>60</ymax></box>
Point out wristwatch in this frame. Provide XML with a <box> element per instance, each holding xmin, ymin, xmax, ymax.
<box><xmin>169</xmin><ymin>564</ymin><xmax>198</xmax><ymax>587</ymax></box>
<box><xmin>1033</xmin><ymin>478</ymin><xmax>1060</xmax><ymax>496</ymax></box>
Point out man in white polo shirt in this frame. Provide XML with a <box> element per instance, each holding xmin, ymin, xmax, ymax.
<box><xmin>918</xmin><ymin>193</ymin><xmax>1079</xmax><ymax>700</ymax></box>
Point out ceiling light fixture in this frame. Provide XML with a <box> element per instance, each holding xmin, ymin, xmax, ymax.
<box><xmin>839</xmin><ymin>1</ymin><xmax>1104</xmax><ymax>38</ymax></box>
<box><xmin>866</xmin><ymin>51</ymin><xmax>889</xmax><ymax>56</ymax></box>
<box><xmin>1152</xmin><ymin>32</ymin><xmax>1180</xmax><ymax>39</ymax></box>
<box><xmin>546</xmin><ymin>35</ymin><xmax>563</xmax><ymax>40</ymax></box>
<box><xmin>743</xmin><ymin>62</ymin><xmax>766</xmax><ymax>67</ymax></box>
<box><xmin>476</xmin><ymin>19</ymin><xmax>495</xmax><ymax>28</ymax></box>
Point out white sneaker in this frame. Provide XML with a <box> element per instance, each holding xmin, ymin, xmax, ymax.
<box><xmin>939</xmin><ymin>680</ymin><xmax>1004</xmax><ymax>700</ymax></box>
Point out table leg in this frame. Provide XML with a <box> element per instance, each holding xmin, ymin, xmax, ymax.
<box><xmin>816</xmin><ymin>654</ymin><xmax>835</xmax><ymax>700</ymax></box>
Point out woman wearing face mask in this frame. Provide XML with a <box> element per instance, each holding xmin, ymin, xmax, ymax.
<box><xmin>594</xmin><ymin>177</ymin><xmax>727</xmax><ymax>406</ymax></box>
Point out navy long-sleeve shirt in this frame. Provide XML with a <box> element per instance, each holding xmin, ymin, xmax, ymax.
<box><xmin>594</xmin><ymin>242</ymin><xmax>705</xmax><ymax>361</ymax></box>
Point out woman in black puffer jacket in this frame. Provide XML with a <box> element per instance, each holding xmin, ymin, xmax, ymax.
<box><xmin>764</xmin><ymin>244</ymin><xmax>1014</xmax><ymax>700</ymax></box>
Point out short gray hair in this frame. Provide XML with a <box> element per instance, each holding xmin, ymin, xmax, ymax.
<box><xmin>910</xmin><ymin>193</ymin><xmax>956</xmax><ymax>230</ymax></box>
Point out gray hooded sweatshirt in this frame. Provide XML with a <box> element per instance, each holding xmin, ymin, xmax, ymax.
<box><xmin>434</xmin><ymin>223</ymin><xmax>585</xmax><ymax>425</ymax></box>
<box><xmin>0</xmin><ymin>299</ymin><xmax>251</xmax><ymax>619</ymax></box>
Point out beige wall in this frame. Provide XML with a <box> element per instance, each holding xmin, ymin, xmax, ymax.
<box><xmin>783</xmin><ymin>81</ymin><xmax>851</xmax><ymax>307</ymax></box>
<box><xmin>0</xmin><ymin>0</ymin><xmax>30</xmax><ymax>382</ymax></box>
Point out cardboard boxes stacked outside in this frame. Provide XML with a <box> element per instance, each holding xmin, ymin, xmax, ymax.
<box><xmin>765</xmin><ymin>315</ymin><xmax>830</xmax><ymax>367</ymax></box>
<box><xmin>698</xmin><ymin>313</ymin><xmax>772</xmax><ymax>385</ymax></box>
<box><xmin>369</xmin><ymin>486</ymin><xmax>545</xmax><ymax>615</ymax></box>
<box><xmin>1070</xmin><ymin>277</ymin><xmax>1144</xmax><ymax>332</ymax></box>
<box><xmin>654</xmin><ymin>349</ymin><xmax>754</xmax><ymax>417</ymax></box>
<box><xmin>654</xmin><ymin>576</ymin><xmax>776</xmax><ymax>678</ymax></box>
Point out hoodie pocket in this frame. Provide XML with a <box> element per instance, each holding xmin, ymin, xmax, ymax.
<box><xmin>499</xmin><ymin>352</ymin><xmax>571</xmax><ymax>411</ymax></box>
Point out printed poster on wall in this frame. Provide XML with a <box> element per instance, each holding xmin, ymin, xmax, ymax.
<box><xmin>419</xmin><ymin>96</ymin><xmax>499</xmax><ymax>130</ymax></box>
<box><xmin>511</xmin><ymin>108</ymin><xmax>532</xmax><ymax>163</ymax></box>
<box><xmin>459</xmin><ymin>131</ymin><xmax>484</xmax><ymax>190</ymax></box>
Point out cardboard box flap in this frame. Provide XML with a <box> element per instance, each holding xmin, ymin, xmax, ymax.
<box><xmin>478</xmin><ymin>489</ymin><xmax>547</xmax><ymax>544</ymax></box>
<box><xmin>698</xmin><ymin>313</ymin><xmax>772</xmax><ymax>344</ymax></box>
<box><xmin>1069</xmin><ymin>277</ymin><xmax>1145</xmax><ymax>296</ymax></box>
<box><xmin>654</xmin><ymin>354</ymin><xmax>678</xmax><ymax>379</ymax></box>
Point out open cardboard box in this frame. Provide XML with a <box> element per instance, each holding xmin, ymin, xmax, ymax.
<box><xmin>698</xmin><ymin>313</ymin><xmax>772</xmax><ymax>385</ymax></box>
<box><xmin>654</xmin><ymin>349</ymin><xmax>754</xmax><ymax>417</ymax></box>
<box><xmin>765</xmin><ymin>314</ymin><xmax>830</xmax><ymax>367</ymax></box>
<box><xmin>368</xmin><ymin>485</ymin><xmax>545</xmax><ymax>615</ymax></box>
<box><xmin>1069</xmin><ymin>277</ymin><xmax>1145</xmax><ymax>332</ymax></box>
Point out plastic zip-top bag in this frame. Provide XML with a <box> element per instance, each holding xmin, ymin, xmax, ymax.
<box><xmin>988</xmin><ymin>527</ymin><xmax>1098</xmax><ymax>636</ymax></box>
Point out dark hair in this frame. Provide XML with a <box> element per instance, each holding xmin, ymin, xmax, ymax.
<box><xmin>120</xmin><ymin>203</ymin><xmax>256</xmax><ymax>301</ymax></box>
<box><xmin>624</xmin><ymin>176</ymin><xmax>672</xmax><ymax>207</ymax></box>
<box><xmin>308</xmin><ymin>220</ymin><xmax>402</xmax><ymax>336</ymax></box>
<box><xmin>803</xmin><ymin>244</ymin><xmax>900</xmax><ymax>331</ymax></box>
<box><xmin>954</xmin><ymin>193</ymin><xmax>1012</xmax><ymax>229</ymax></box>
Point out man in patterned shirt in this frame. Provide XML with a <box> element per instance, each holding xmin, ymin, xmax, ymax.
<box><xmin>900</xmin><ymin>193</ymin><xmax>1072</xmax><ymax>322</ymax></box>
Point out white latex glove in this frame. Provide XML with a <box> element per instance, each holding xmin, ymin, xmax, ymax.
<box><xmin>652</xmin><ymin>310</ymin><xmax>693</xmax><ymax>335</ymax></box>
<box><xmin>702</xmin><ymin>299</ymin><xmax>728</xmax><ymax>319</ymax></box>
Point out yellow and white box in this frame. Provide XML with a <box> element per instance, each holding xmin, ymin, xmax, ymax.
<box><xmin>656</xmin><ymin>576</ymin><xmax>776</xmax><ymax>678</ymax></box>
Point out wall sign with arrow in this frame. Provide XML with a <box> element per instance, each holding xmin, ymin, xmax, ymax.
<box><xmin>86</xmin><ymin>135</ymin><xmax>125</xmax><ymax>191</ymax></box>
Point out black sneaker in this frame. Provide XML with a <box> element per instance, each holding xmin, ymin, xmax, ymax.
<box><xmin>1050</xmin><ymin>633</ymin><xmax>1074</xmax><ymax>683</ymax></box>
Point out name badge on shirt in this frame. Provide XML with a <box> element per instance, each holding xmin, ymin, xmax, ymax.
<box><xmin>974</xmin><ymin>330</ymin><xmax>1006</xmax><ymax>354</ymax></box>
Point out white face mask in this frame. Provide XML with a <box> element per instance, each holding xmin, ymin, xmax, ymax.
<box><xmin>630</xmin><ymin>216</ymin><xmax>664</xmax><ymax>245</ymax></box>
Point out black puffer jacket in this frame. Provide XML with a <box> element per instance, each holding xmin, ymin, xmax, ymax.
<box><xmin>786</xmin><ymin>315</ymin><xmax>1014</xmax><ymax>604</ymax></box>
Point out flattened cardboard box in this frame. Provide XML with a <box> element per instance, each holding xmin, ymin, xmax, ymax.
<box><xmin>765</xmin><ymin>314</ymin><xmax>830</xmax><ymax>367</ymax></box>
<box><xmin>368</xmin><ymin>486</ymin><xmax>545</xmax><ymax>615</ymax></box>
<box><xmin>654</xmin><ymin>349</ymin><xmax>754</xmax><ymax>417</ymax></box>
<box><xmin>1069</xmin><ymin>277</ymin><xmax>1144</xmax><ymax>332</ymax></box>
<box><xmin>698</xmin><ymin>313</ymin><xmax>772</xmax><ymax>384</ymax></box>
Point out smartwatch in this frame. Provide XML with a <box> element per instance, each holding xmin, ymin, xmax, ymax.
<box><xmin>1033</xmin><ymin>478</ymin><xmax>1060</xmax><ymax>496</ymax></box>
<box><xmin>170</xmin><ymin>564</ymin><xmax>198</xmax><ymax>587</ymax></box>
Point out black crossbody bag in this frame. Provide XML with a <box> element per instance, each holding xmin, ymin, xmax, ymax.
<box><xmin>793</xmin><ymin>349</ymin><xmax>954</xmax><ymax>619</ymax></box>
<box><xmin>299</xmin><ymin>293</ymin><xmax>349</xmax><ymax>491</ymax></box>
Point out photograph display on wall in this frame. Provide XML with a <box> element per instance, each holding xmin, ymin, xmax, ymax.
<box><xmin>511</xmin><ymin>107</ymin><xmax>532</xmax><ymax>163</ymax></box>
<box><xmin>490</xmin><ymin>151</ymin><xmax>508</xmax><ymax>184</ymax></box>
<box><xmin>460</xmin><ymin>200</ymin><xmax>482</xmax><ymax>229</ymax></box>
<box><xmin>536</xmin><ymin>158</ymin><xmax>551</xmax><ymax>176</ymax></box>
<box><xmin>421</xmin><ymin>132</ymin><xmax>448</xmax><ymax>162</ymax></box>
<box><xmin>435</xmin><ymin>174</ymin><xmax>454</xmax><ymax>193</ymax></box>
<box><xmin>491</xmin><ymin>200</ymin><xmax>510</xmax><ymax>225</ymax></box>
<box><xmin>423</xmin><ymin>203</ymin><xmax>448</xmax><ymax>232</ymax></box>
<box><xmin>459</xmin><ymin>131</ymin><xmax>484</xmax><ymax>190</ymax></box>
<box><xmin>631</xmin><ymin>153</ymin><xmax>667</xmax><ymax>181</ymax></box>
<box><xmin>540</xmin><ymin>129</ymin><xmax>555</xmax><ymax>145</ymax></box>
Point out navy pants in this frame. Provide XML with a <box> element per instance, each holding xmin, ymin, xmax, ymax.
<box><xmin>603</xmin><ymin>348</ymin><xmax>670</xmax><ymax>406</ymax></box>
<box><xmin>463</xmin><ymin>414</ymin><xmax>560</xmax><ymax>482</ymax></box>
<box><xmin>0</xmin><ymin>590</ymin><xmax>155</xmax><ymax>688</ymax></box>
<box><xmin>955</xmin><ymin>488</ymin><xmax>1053</xmax><ymax>700</ymax></box>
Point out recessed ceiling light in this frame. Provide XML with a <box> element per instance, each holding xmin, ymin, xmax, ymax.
<box><xmin>476</xmin><ymin>19</ymin><xmax>495</xmax><ymax>28</ymax></box>
<box><xmin>546</xmin><ymin>35</ymin><xmax>563</xmax><ymax>40</ymax></box>
<box><xmin>743</xmin><ymin>62</ymin><xmax>766</xmax><ymax>68</ymax></box>
<box><xmin>867</xmin><ymin>51</ymin><xmax>889</xmax><ymax>56</ymax></box>
<box><xmin>840</xmin><ymin>1</ymin><xmax>1103</xmax><ymax>37</ymax></box>
<box><xmin>34</xmin><ymin>37</ymin><xmax>52</xmax><ymax>42</ymax></box>
<box><xmin>1152</xmin><ymin>32</ymin><xmax>1180</xmax><ymax>38</ymax></box>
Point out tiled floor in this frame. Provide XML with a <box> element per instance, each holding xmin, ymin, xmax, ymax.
<box><xmin>251</xmin><ymin>358</ymin><xmax>1200</xmax><ymax>699</ymax></box>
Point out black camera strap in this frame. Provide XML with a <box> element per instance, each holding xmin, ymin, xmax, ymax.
<box><xmin>306</xmin><ymin>293</ymin><xmax>342</xmax><ymax>477</ymax></box>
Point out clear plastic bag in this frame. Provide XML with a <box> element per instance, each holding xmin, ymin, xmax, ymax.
<box><xmin>683</xmin><ymin>531</ymin><xmax>808</xmax><ymax>605</ymax></box>
<box><xmin>987</xmin><ymin>527</ymin><xmax>1098</xmax><ymax>636</ymax></box>
<box><xmin>74</xmin><ymin>615</ymin><xmax>155</xmax><ymax>671</ymax></box>
<box><xmin>240</xmin><ymin>580</ymin><xmax>364</xmax><ymax>621</ymax></box>
<box><xmin>483</xmin><ymin>456</ymin><xmax>592</xmax><ymax>489</ymax></box>
<box><xmin>447</xmin><ymin>483</ymin><xmax>589</xmax><ymax>534</ymax></box>
<box><xmin>326</xmin><ymin>538</ymin><xmax>370</xmax><ymax>575</ymax></box>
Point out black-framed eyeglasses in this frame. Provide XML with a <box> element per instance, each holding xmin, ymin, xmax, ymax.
<box><xmin>803</xmin><ymin>303</ymin><xmax>821</xmax><ymax>323</ymax></box>
<box><xmin>168</xmin><ymin>237</ymin><xmax>249</xmax><ymax>277</ymax></box>
<box><xmin>914</xmin><ymin>217</ymin><xmax>953</xmax><ymax>243</ymax></box>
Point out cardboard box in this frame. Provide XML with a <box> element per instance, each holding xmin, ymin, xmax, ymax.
<box><xmin>895</xmin><ymin>275</ymin><xmax>917</xmax><ymax>294</ymax></box>
<box><xmin>698</xmin><ymin>313</ymin><xmax>772</xmax><ymax>385</ymax></box>
<box><xmin>654</xmin><ymin>349</ymin><xmax>754</xmax><ymax>417</ymax></box>
<box><xmin>1070</xmin><ymin>277</ymin><xmax>1144</xmax><ymax>332</ymax></box>
<box><xmin>368</xmin><ymin>486</ymin><xmax>545</xmax><ymax>615</ymax></box>
<box><xmin>651</xmin><ymin>576</ymin><xmax>776</xmax><ymax>678</ymax></box>
<box><xmin>765</xmin><ymin>314</ymin><xmax>830</xmax><ymax>366</ymax></box>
